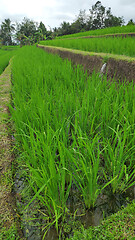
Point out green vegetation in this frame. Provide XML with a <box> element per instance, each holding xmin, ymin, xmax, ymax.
<box><xmin>10</xmin><ymin>46</ymin><xmax>135</xmax><ymax>237</ymax></box>
<box><xmin>0</xmin><ymin>47</ymin><xmax>17</xmax><ymax>75</ymax></box>
<box><xmin>0</xmin><ymin>225</ymin><xmax>19</xmax><ymax>240</ymax></box>
<box><xmin>0</xmin><ymin>18</ymin><xmax>15</xmax><ymax>46</ymax></box>
<box><xmin>0</xmin><ymin>50</ymin><xmax>12</xmax><ymax>74</ymax></box>
<box><xmin>56</xmin><ymin>25</ymin><xmax>135</xmax><ymax>39</ymax></box>
<box><xmin>69</xmin><ymin>201</ymin><xmax>135</xmax><ymax>240</ymax></box>
<box><xmin>40</xmin><ymin>36</ymin><xmax>135</xmax><ymax>57</ymax></box>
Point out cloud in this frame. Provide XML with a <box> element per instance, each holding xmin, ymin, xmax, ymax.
<box><xmin>0</xmin><ymin>0</ymin><xmax>135</xmax><ymax>28</ymax></box>
<box><xmin>119</xmin><ymin>0</ymin><xmax>135</xmax><ymax>5</ymax></box>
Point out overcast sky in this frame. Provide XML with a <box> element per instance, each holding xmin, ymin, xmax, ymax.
<box><xmin>0</xmin><ymin>0</ymin><xmax>135</xmax><ymax>29</ymax></box>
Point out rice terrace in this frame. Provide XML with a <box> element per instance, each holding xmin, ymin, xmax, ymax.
<box><xmin>0</xmin><ymin>3</ymin><xmax>135</xmax><ymax>240</ymax></box>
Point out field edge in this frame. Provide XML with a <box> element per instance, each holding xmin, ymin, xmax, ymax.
<box><xmin>0</xmin><ymin>62</ymin><xmax>25</xmax><ymax>240</ymax></box>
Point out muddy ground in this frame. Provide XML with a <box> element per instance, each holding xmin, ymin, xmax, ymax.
<box><xmin>38</xmin><ymin>45</ymin><xmax>135</xmax><ymax>83</ymax></box>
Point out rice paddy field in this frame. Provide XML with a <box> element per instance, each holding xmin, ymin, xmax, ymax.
<box><xmin>56</xmin><ymin>25</ymin><xmax>135</xmax><ymax>39</ymax></box>
<box><xmin>9</xmin><ymin>45</ymin><xmax>135</xmax><ymax>238</ymax></box>
<box><xmin>40</xmin><ymin>36</ymin><xmax>135</xmax><ymax>58</ymax></box>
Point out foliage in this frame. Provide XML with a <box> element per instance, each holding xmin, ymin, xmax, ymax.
<box><xmin>127</xmin><ymin>19</ymin><xmax>135</xmax><ymax>26</ymax></box>
<box><xmin>16</xmin><ymin>18</ymin><xmax>37</xmax><ymax>46</ymax></box>
<box><xmin>0</xmin><ymin>19</ymin><xmax>15</xmax><ymax>45</ymax></box>
<box><xmin>38</xmin><ymin>21</ymin><xmax>47</xmax><ymax>35</ymax></box>
<box><xmin>16</xmin><ymin>18</ymin><xmax>51</xmax><ymax>45</ymax></box>
<box><xmin>59</xmin><ymin>21</ymin><xmax>72</xmax><ymax>36</ymax></box>
<box><xmin>88</xmin><ymin>1</ymin><xmax>124</xmax><ymax>30</ymax></box>
<box><xmin>54</xmin><ymin>1</ymin><xmax>124</xmax><ymax>36</ymax></box>
<box><xmin>70</xmin><ymin>10</ymin><xmax>88</xmax><ymax>34</ymax></box>
<box><xmin>16</xmin><ymin>17</ymin><xmax>37</xmax><ymax>38</ymax></box>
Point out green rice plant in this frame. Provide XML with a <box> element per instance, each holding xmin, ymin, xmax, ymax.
<box><xmin>18</xmin><ymin>124</ymin><xmax>72</xmax><ymax>234</ymax></box>
<box><xmin>10</xmin><ymin>46</ymin><xmax>135</xmax><ymax>234</ymax></box>
<box><xmin>0</xmin><ymin>49</ymin><xmax>16</xmax><ymax>74</ymax></box>
<box><xmin>102</xmin><ymin>124</ymin><xmax>135</xmax><ymax>194</ymax></box>
<box><xmin>56</xmin><ymin>25</ymin><xmax>135</xmax><ymax>39</ymax></box>
<box><xmin>10</xmin><ymin>46</ymin><xmax>80</xmax><ymax>232</ymax></box>
<box><xmin>40</xmin><ymin>36</ymin><xmax>135</xmax><ymax>57</ymax></box>
<box><xmin>67</xmin><ymin>132</ymin><xmax>116</xmax><ymax>209</ymax></box>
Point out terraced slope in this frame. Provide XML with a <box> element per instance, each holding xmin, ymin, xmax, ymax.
<box><xmin>38</xmin><ymin>45</ymin><xmax>135</xmax><ymax>82</ymax></box>
<box><xmin>56</xmin><ymin>25</ymin><xmax>135</xmax><ymax>39</ymax></box>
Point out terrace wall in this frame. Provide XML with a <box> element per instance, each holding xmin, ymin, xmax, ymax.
<box><xmin>38</xmin><ymin>45</ymin><xmax>135</xmax><ymax>82</ymax></box>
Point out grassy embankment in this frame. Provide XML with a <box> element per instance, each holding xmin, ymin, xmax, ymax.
<box><xmin>69</xmin><ymin>201</ymin><xmax>135</xmax><ymax>240</ymax></box>
<box><xmin>0</xmin><ymin>47</ymin><xmax>22</xmax><ymax>240</ymax></box>
<box><xmin>10</xmin><ymin>46</ymin><xmax>135</xmax><ymax>238</ymax></box>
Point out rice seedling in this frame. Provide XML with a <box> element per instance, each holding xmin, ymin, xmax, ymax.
<box><xmin>24</xmin><ymin>132</ymin><xmax>72</xmax><ymax>234</ymax></box>
<box><xmin>68</xmin><ymin>132</ymin><xmax>116</xmax><ymax>209</ymax></box>
<box><xmin>102</xmin><ymin>125</ymin><xmax>135</xmax><ymax>194</ymax></box>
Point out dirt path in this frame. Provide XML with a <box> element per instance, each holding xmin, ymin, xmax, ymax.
<box><xmin>0</xmin><ymin>62</ymin><xmax>24</xmax><ymax>239</ymax></box>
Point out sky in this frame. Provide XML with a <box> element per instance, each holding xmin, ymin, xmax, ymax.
<box><xmin>0</xmin><ymin>0</ymin><xmax>135</xmax><ymax>29</ymax></box>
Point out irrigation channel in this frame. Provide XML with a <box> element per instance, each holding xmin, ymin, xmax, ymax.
<box><xmin>11</xmin><ymin>46</ymin><xmax>135</xmax><ymax>240</ymax></box>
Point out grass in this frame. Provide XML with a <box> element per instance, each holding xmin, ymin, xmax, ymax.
<box><xmin>40</xmin><ymin>36</ymin><xmax>135</xmax><ymax>58</ymax></box>
<box><xmin>0</xmin><ymin>224</ymin><xmax>19</xmax><ymax>240</ymax></box>
<box><xmin>10</xmin><ymin>46</ymin><xmax>135</xmax><ymax>237</ymax></box>
<box><xmin>69</xmin><ymin>201</ymin><xmax>135</xmax><ymax>240</ymax></box>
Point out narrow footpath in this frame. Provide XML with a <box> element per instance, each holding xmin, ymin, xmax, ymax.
<box><xmin>0</xmin><ymin>62</ymin><xmax>24</xmax><ymax>239</ymax></box>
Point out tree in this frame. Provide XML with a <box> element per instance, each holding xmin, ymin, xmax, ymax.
<box><xmin>104</xmin><ymin>7</ymin><xmax>124</xmax><ymax>28</ymax></box>
<box><xmin>38</xmin><ymin>22</ymin><xmax>47</xmax><ymax>35</ymax></box>
<box><xmin>59</xmin><ymin>21</ymin><xmax>71</xmax><ymax>35</ymax></box>
<box><xmin>16</xmin><ymin>18</ymin><xmax>37</xmax><ymax>45</ymax></box>
<box><xmin>89</xmin><ymin>1</ymin><xmax>105</xmax><ymax>29</ymax></box>
<box><xmin>86</xmin><ymin>1</ymin><xmax>124</xmax><ymax>30</ymax></box>
<box><xmin>70</xmin><ymin>10</ymin><xmax>87</xmax><ymax>33</ymax></box>
<box><xmin>0</xmin><ymin>18</ymin><xmax>15</xmax><ymax>45</ymax></box>
<box><xmin>34</xmin><ymin>22</ymin><xmax>48</xmax><ymax>43</ymax></box>
<box><xmin>127</xmin><ymin>19</ymin><xmax>135</xmax><ymax>26</ymax></box>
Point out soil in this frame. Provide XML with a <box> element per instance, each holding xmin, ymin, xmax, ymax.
<box><xmin>0</xmin><ymin>63</ymin><xmax>24</xmax><ymax>239</ymax></box>
<box><xmin>38</xmin><ymin>45</ymin><xmax>135</xmax><ymax>83</ymax></box>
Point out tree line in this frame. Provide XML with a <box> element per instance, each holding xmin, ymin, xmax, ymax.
<box><xmin>0</xmin><ymin>1</ymin><xmax>134</xmax><ymax>46</ymax></box>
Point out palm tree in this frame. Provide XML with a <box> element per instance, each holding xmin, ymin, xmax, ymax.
<box><xmin>0</xmin><ymin>19</ymin><xmax>15</xmax><ymax>45</ymax></box>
